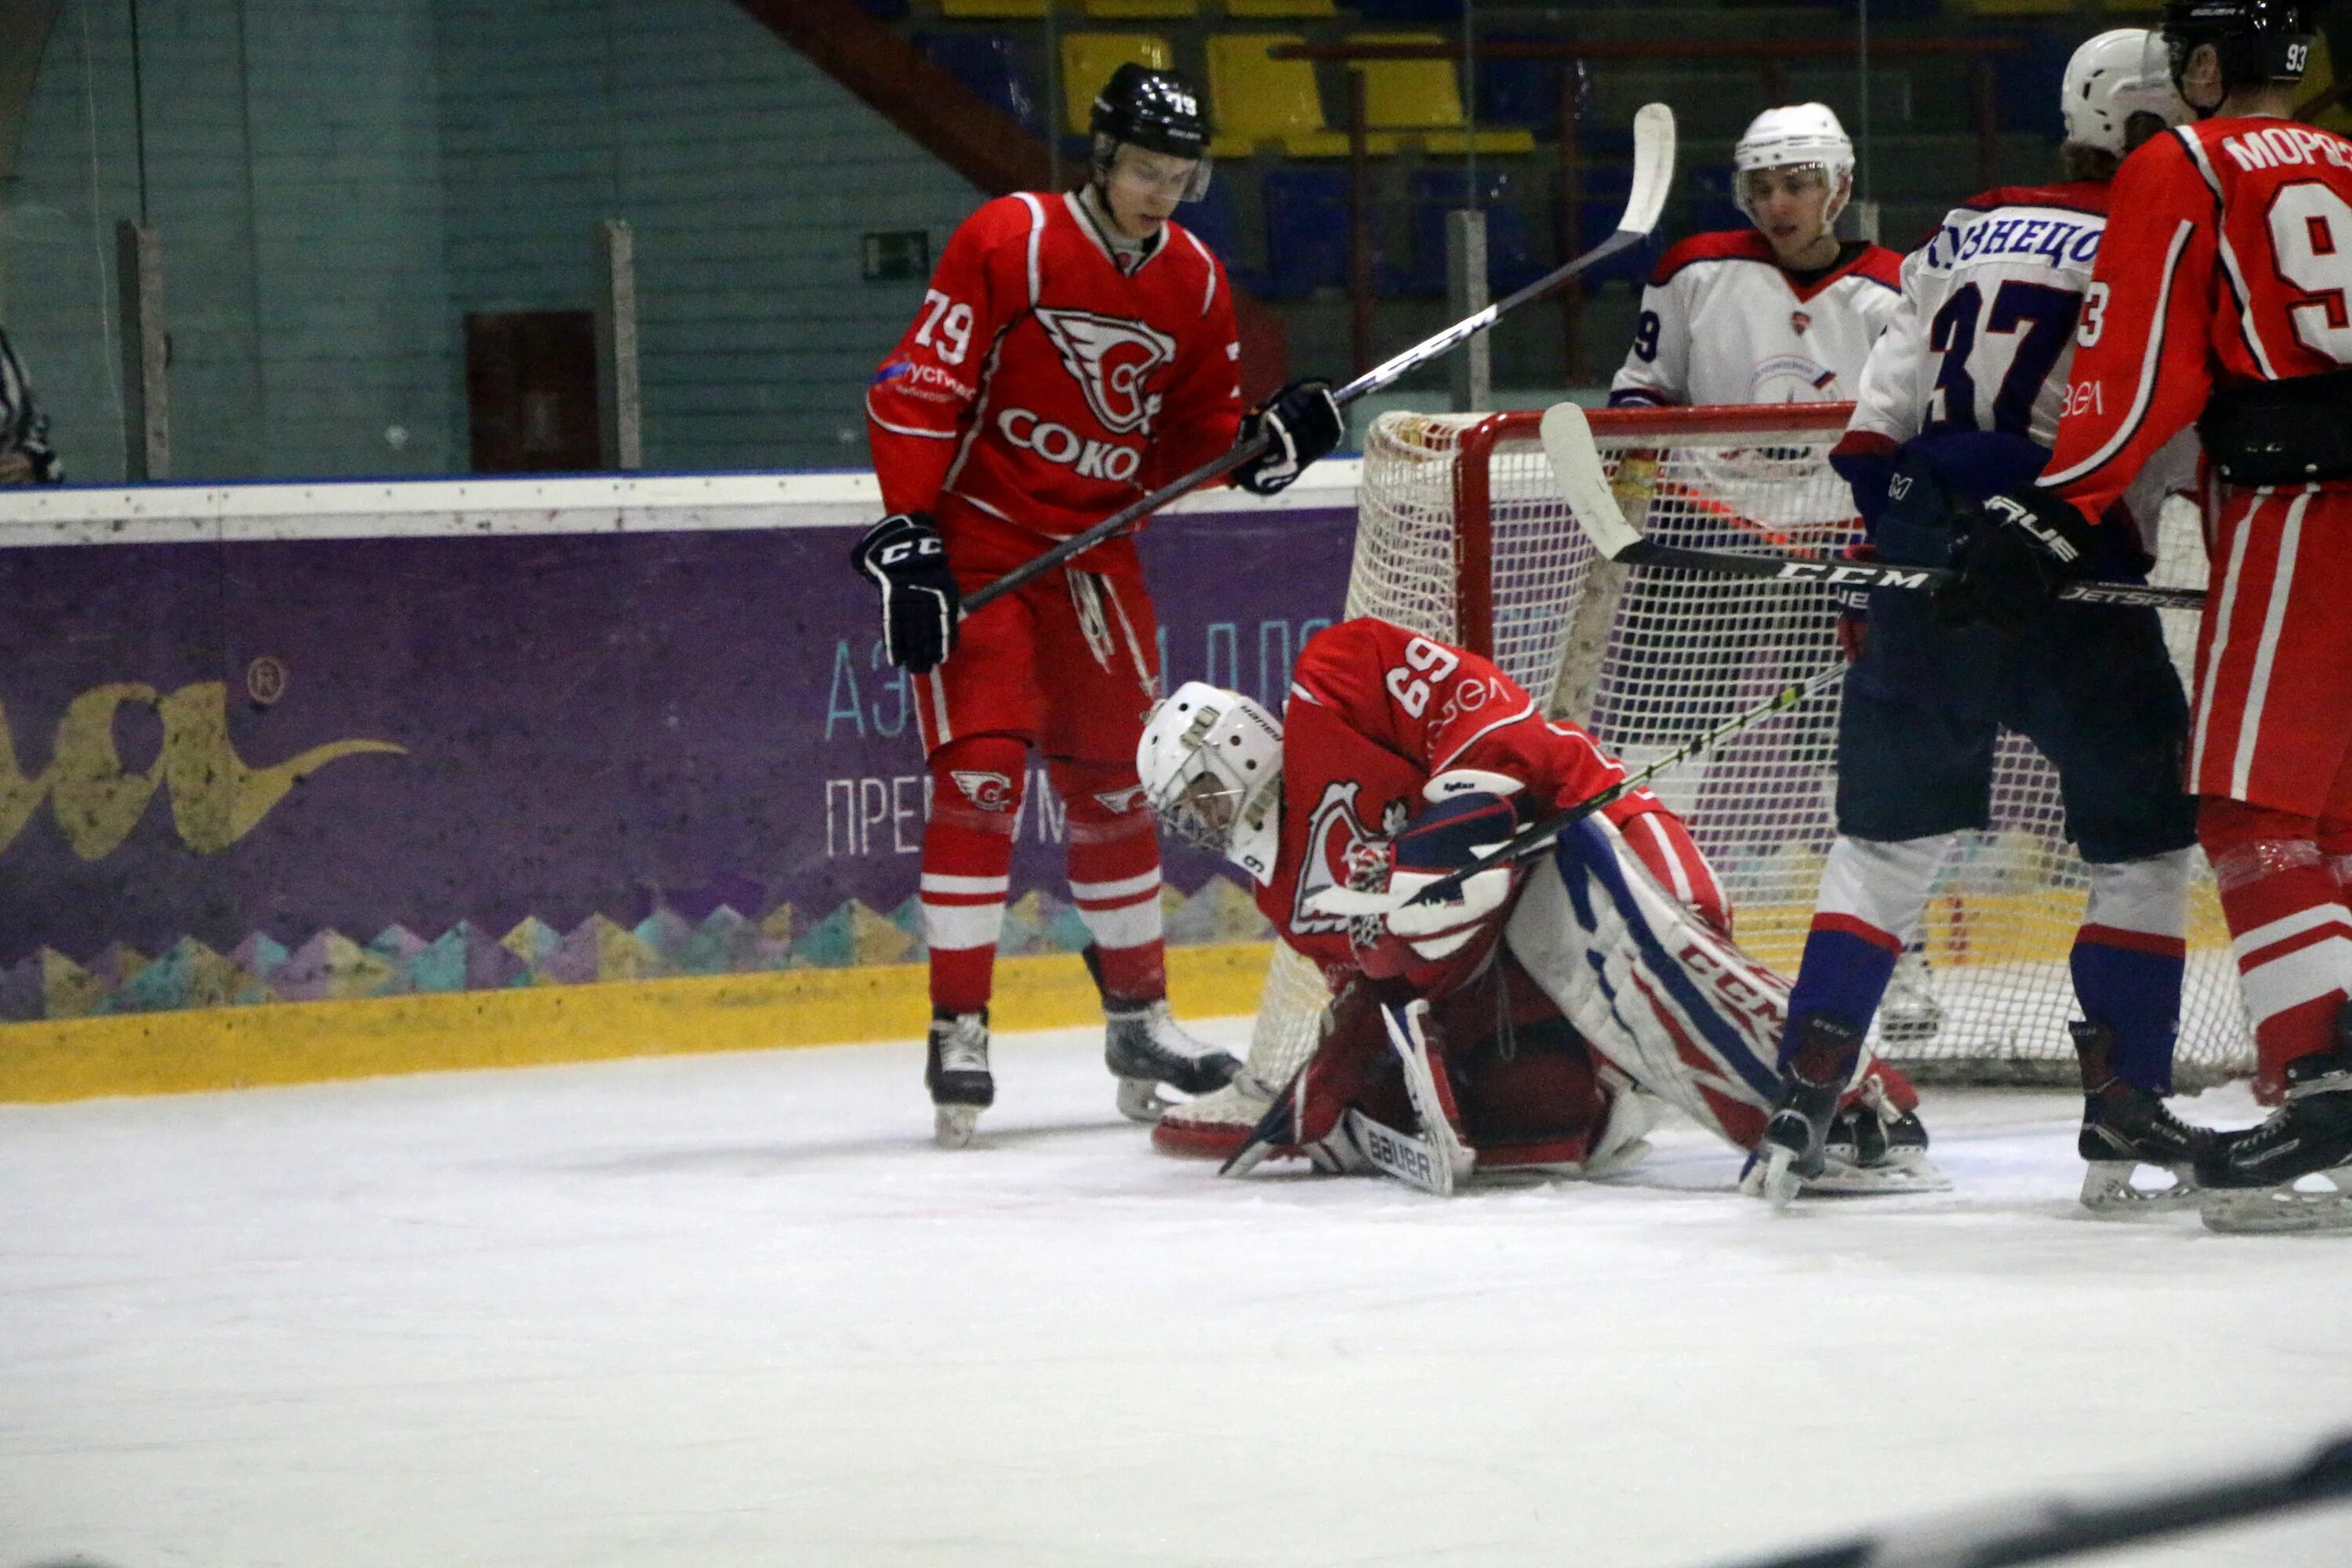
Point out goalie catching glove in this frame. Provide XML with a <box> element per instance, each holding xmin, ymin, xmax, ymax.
<box><xmin>852</xmin><ymin>511</ymin><xmax>960</xmax><ymax>673</ymax></box>
<box><xmin>1940</xmin><ymin>488</ymin><xmax>2100</xmax><ymax>632</ymax></box>
<box><xmin>1232</xmin><ymin>378</ymin><xmax>1344</xmax><ymax>496</ymax></box>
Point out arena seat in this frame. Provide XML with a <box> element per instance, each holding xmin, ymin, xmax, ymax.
<box><xmin>1082</xmin><ymin>0</ymin><xmax>1198</xmax><ymax>16</ymax></box>
<box><xmin>1352</xmin><ymin>32</ymin><xmax>1534</xmax><ymax>153</ymax></box>
<box><xmin>1225</xmin><ymin>0</ymin><xmax>1339</xmax><ymax>17</ymax></box>
<box><xmin>915</xmin><ymin>31</ymin><xmax>1047</xmax><ymax>134</ymax></box>
<box><xmin>1261</xmin><ymin>168</ymin><xmax>1355</xmax><ymax>294</ymax></box>
<box><xmin>1204</xmin><ymin>34</ymin><xmax>1377</xmax><ymax>155</ymax></box>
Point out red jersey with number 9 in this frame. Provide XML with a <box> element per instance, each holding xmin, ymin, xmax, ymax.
<box><xmin>865</xmin><ymin>191</ymin><xmax>1241</xmax><ymax>575</ymax></box>
<box><xmin>2043</xmin><ymin>116</ymin><xmax>2352</xmax><ymax>521</ymax></box>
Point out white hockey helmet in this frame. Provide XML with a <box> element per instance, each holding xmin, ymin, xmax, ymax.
<box><xmin>1137</xmin><ymin>681</ymin><xmax>1284</xmax><ymax>885</ymax></box>
<box><xmin>1733</xmin><ymin>103</ymin><xmax>1856</xmax><ymax>228</ymax></box>
<box><xmin>2061</xmin><ymin>30</ymin><xmax>2191</xmax><ymax>156</ymax></box>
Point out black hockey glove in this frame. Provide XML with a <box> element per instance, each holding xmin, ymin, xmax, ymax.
<box><xmin>1940</xmin><ymin>488</ymin><xmax>2100</xmax><ymax>633</ymax></box>
<box><xmin>851</xmin><ymin>511</ymin><xmax>960</xmax><ymax>674</ymax></box>
<box><xmin>1232</xmin><ymin>379</ymin><xmax>1343</xmax><ymax>496</ymax></box>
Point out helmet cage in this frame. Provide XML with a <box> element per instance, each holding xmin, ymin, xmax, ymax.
<box><xmin>1137</xmin><ymin>684</ymin><xmax>1283</xmax><ymax>882</ymax></box>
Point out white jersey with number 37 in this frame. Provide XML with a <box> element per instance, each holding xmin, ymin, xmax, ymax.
<box><xmin>1845</xmin><ymin>183</ymin><xmax>2112</xmax><ymax>451</ymax></box>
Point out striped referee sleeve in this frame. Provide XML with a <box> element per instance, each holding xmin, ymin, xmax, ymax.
<box><xmin>0</xmin><ymin>328</ymin><xmax>61</xmax><ymax>484</ymax></box>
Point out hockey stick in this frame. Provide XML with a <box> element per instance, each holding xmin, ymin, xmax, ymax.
<box><xmin>1707</xmin><ymin>1428</ymin><xmax>2352</xmax><ymax>1568</ymax></box>
<box><xmin>1537</xmin><ymin>402</ymin><xmax>2209</xmax><ymax>613</ymax></box>
<box><xmin>957</xmin><ymin>104</ymin><xmax>1679</xmax><ymax>616</ymax></box>
<box><xmin>1307</xmin><ymin>657</ymin><xmax>1849</xmax><ymax>920</ymax></box>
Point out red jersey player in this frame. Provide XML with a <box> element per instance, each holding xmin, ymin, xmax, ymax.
<box><xmin>1947</xmin><ymin>0</ymin><xmax>2352</xmax><ymax>1229</ymax></box>
<box><xmin>1134</xmin><ymin>617</ymin><xmax>1936</xmax><ymax>1195</ymax></box>
<box><xmin>855</xmin><ymin>65</ymin><xmax>1345</xmax><ymax>1146</ymax></box>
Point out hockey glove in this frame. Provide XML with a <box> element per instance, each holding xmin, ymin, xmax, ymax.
<box><xmin>1232</xmin><ymin>379</ymin><xmax>1343</xmax><ymax>496</ymax></box>
<box><xmin>851</xmin><ymin>511</ymin><xmax>960</xmax><ymax>674</ymax></box>
<box><xmin>1382</xmin><ymin>786</ymin><xmax>1521</xmax><ymax>960</ymax></box>
<box><xmin>1940</xmin><ymin>488</ymin><xmax>2100</xmax><ymax>633</ymax></box>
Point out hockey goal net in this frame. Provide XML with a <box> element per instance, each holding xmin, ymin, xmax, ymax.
<box><xmin>1240</xmin><ymin>403</ymin><xmax>2252</xmax><ymax>1104</ymax></box>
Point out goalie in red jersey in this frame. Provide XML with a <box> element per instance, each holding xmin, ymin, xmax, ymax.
<box><xmin>1134</xmin><ymin>616</ymin><xmax>1939</xmax><ymax>1196</ymax></box>
<box><xmin>855</xmin><ymin>65</ymin><xmax>1345</xmax><ymax>1146</ymax></box>
<box><xmin>1946</xmin><ymin>0</ymin><xmax>2352</xmax><ymax>1230</ymax></box>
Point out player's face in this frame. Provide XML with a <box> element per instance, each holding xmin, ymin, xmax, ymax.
<box><xmin>2176</xmin><ymin>41</ymin><xmax>2227</xmax><ymax>112</ymax></box>
<box><xmin>1740</xmin><ymin>165</ymin><xmax>1838</xmax><ymax>266</ymax></box>
<box><xmin>1105</xmin><ymin>146</ymin><xmax>1196</xmax><ymax>239</ymax></box>
<box><xmin>1173</xmin><ymin>771</ymin><xmax>1241</xmax><ymax>840</ymax></box>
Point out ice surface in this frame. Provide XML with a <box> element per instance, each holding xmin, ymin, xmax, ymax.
<box><xmin>3</xmin><ymin>1022</ymin><xmax>2349</xmax><ymax>1568</ymax></box>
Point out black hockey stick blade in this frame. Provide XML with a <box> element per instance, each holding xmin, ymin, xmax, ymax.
<box><xmin>959</xmin><ymin>107</ymin><xmax>1677</xmax><ymax>617</ymax></box>
<box><xmin>1537</xmin><ymin>402</ymin><xmax>2209</xmax><ymax>614</ymax></box>
<box><xmin>1704</xmin><ymin>1428</ymin><xmax>2352</xmax><ymax>1568</ymax></box>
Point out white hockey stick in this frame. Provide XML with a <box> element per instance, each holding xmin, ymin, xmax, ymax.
<box><xmin>960</xmin><ymin>107</ymin><xmax>1678</xmax><ymax>615</ymax></box>
<box><xmin>1537</xmin><ymin>402</ymin><xmax>2209</xmax><ymax>613</ymax></box>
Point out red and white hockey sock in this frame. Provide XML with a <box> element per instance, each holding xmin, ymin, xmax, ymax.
<box><xmin>922</xmin><ymin>735</ymin><xmax>1029</xmax><ymax>1015</ymax></box>
<box><xmin>2200</xmin><ymin>797</ymin><xmax>2352</xmax><ymax>1100</ymax></box>
<box><xmin>1053</xmin><ymin>759</ymin><xmax>1165</xmax><ymax>1004</ymax></box>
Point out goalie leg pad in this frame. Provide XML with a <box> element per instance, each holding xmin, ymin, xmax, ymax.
<box><xmin>1506</xmin><ymin>815</ymin><xmax>1787</xmax><ymax>1149</ymax></box>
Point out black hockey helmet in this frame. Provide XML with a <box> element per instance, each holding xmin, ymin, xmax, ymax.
<box><xmin>2161</xmin><ymin>0</ymin><xmax>2317</xmax><ymax>100</ymax></box>
<box><xmin>1090</xmin><ymin>64</ymin><xmax>1212</xmax><ymax>201</ymax></box>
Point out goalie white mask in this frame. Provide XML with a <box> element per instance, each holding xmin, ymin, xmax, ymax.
<box><xmin>1733</xmin><ymin>102</ymin><xmax>1855</xmax><ymax>233</ymax></box>
<box><xmin>1136</xmin><ymin>681</ymin><xmax>1284</xmax><ymax>886</ymax></box>
<box><xmin>2061</xmin><ymin>29</ymin><xmax>2190</xmax><ymax>156</ymax></box>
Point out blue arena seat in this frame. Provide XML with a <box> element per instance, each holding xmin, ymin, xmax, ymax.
<box><xmin>1261</xmin><ymin>168</ymin><xmax>1354</xmax><ymax>296</ymax></box>
<box><xmin>1384</xmin><ymin>169</ymin><xmax>1544</xmax><ymax>296</ymax></box>
<box><xmin>915</xmin><ymin>31</ymin><xmax>1047</xmax><ymax>137</ymax></box>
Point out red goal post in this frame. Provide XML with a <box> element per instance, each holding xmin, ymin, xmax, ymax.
<box><xmin>1233</xmin><ymin>401</ymin><xmax>2251</xmax><ymax>1098</ymax></box>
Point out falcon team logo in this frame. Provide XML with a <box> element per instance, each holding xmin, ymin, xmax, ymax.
<box><xmin>1035</xmin><ymin>308</ymin><xmax>1177</xmax><ymax>434</ymax></box>
<box><xmin>950</xmin><ymin>771</ymin><xmax>1018</xmax><ymax>811</ymax></box>
<box><xmin>1290</xmin><ymin>781</ymin><xmax>1392</xmax><ymax>937</ymax></box>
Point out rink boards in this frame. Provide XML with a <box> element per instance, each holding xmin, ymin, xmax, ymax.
<box><xmin>0</xmin><ymin>468</ymin><xmax>1358</xmax><ymax>1100</ymax></box>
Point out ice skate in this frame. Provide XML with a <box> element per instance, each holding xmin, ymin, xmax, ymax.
<box><xmin>926</xmin><ymin>1008</ymin><xmax>993</xmax><ymax>1148</ymax></box>
<box><xmin>1805</xmin><ymin>1072</ymin><xmax>1949</xmax><ymax>1196</ymax></box>
<box><xmin>1105</xmin><ymin>999</ymin><xmax>1242</xmax><ymax>1123</ymax></box>
<box><xmin>2071</xmin><ymin>1021</ymin><xmax>2212</xmax><ymax>1214</ymax></box>
<box><xmin>1744</xmin><ymin>1012</ymin><xmax>1862</xmax><ymax>1207</ymax></box>
<box><xmin>2195</xmin><ymin>1033</ymin><xmax>2352</xmax><ymax>1235</ymax></box>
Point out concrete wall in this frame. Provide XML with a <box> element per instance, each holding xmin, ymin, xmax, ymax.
<box><xmin>1</xmin><ymin>0</ymin><xmax>984</xmax><ymax>481</ymax></box>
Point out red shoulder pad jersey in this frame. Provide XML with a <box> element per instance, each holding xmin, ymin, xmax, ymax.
<box><xmin>2043</xmin><ymin>117</ymin><xmax>2352</xmax><ymax>521</ymax></box>
<box><xmin>866</xmin><ymin>191</ymin><xmax>1243</xmax><ymax>574</ymax></box>
<box><xmin>1256</xmin><ymin>618</ymin><xmax>1716</xmax><ymax>998</ymax></box>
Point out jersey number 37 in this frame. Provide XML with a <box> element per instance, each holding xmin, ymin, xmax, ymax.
<box><xmin>1925</xmin><ymin>280</ymin><xmax>2078</xmax><ymax>437</ymax></box>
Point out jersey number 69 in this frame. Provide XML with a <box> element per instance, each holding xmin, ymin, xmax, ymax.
<box><xmin>1385</xmin><ymin>637</ymin><xmax>1461</xmax><ymax>717</ymax></box>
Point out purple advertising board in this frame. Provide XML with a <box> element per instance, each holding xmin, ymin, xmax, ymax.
<box><xmin>0</xmin><ymin>473</ymin><xmax>1358</xmax><ymax>1020</ymax></box>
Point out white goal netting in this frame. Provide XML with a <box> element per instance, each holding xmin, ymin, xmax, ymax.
<box><xmin>1243</xmin><ymin>405</ymin><xmax>2252</xmax><ymax>1096</ymax></box>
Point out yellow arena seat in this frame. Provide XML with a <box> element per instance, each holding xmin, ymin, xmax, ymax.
<box><xmin>1204</xmin><ymin>33</ymin><xmax>1381</xmax><ymax>155</ymax></box>
<box><xmin>1225</xmin><ymin>0</ymin><xmax>1338</xmax><ymax>16</ymax></box>
<box><xmin>1083</xmin><ymin>0</ymin><xmax>1198</xmax><ymax>16</ymax></box>
<box><xmin>1062</xmin><ymin>34</ymin><xmax>1177</xmax><ymax>132</ymax></box>
<box><xmin>1355</xmin><ymin>32</ymin><xmax>1535</xmax><ymax>153</ymax></box>
<box><xmin>938</xmin><ymin>0</ymin><xmax>1049</xmax><ymax>16</ymax></box>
